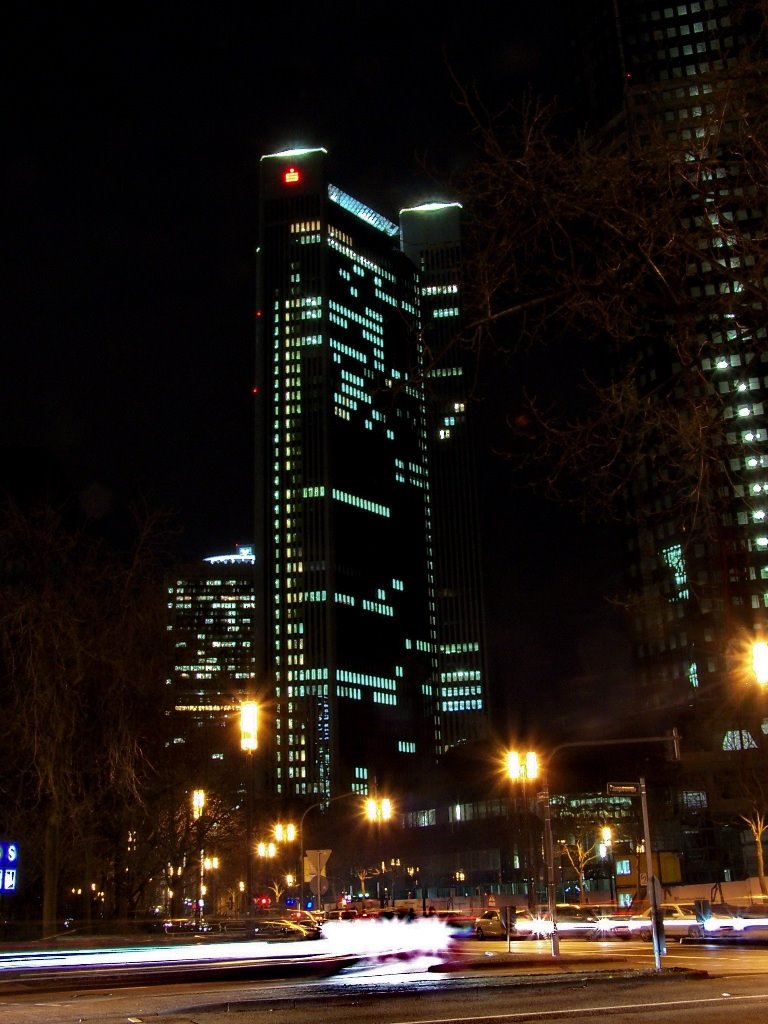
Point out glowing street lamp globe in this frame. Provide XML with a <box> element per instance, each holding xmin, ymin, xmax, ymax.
<box><xmin>240</xmin><ymin>700</ymin><xmax>259</xmax><ymax>751</ymax></box>
<box><xmin>507</xmin><ymin>750</ymin><xmax>539</xmax><ymax>781</ymax></box>
<box><xmin>752</xmin><ymin>641</ymin><xmax>768</xmax><ymax>685</ymax></box>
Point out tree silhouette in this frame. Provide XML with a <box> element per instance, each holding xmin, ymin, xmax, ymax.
<box><xmin>0</xmin><ymin>499</ymin><xmax>169</xmax><ymax>935</ymax></box>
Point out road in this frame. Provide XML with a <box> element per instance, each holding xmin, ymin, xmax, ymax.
<box><xmin>0</xmin><ymin>934</ymin><xmax>766</xmax><ymax>1024</ymax></box>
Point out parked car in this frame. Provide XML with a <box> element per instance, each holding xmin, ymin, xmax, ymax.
<box><xmin>474</xmin><ymin>909</ymin><xmax>509</xmax><ymax>939</ymax></box>
<box><xmin>476</xmin><ymin>903</ymin><xmax>611</xmax><ymax>941</ymax></box>
<box><xmin>514</xmin><ymin>904</ymin><xmax>610</xmax><ymax>940</ymax></box>
<box><xmin>611</xmin><ymin>902</ymin><xmax>740</xmax><ymax>942</ymax></box>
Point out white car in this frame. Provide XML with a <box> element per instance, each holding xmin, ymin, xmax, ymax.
<box><xmin>474</xmin><ymin>909</ymin><xmax>509</xmax><ymax>939</ymax></box>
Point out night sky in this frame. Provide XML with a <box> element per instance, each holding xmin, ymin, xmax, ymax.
<box><xmin>5</xmin><ymin>2</ymin><xmax>627</xmax><ymax>728</ymax></box>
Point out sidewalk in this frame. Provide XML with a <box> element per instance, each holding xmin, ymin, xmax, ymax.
<box><xmin>430</xmin><ymin>947</ymin><xmax>700</xmax><ymax>978</ymax></box>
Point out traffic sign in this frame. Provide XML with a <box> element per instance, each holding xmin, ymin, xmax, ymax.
<box><xmin>0</xmin><ymin>841</ymin><xmax>18</xmax><ymax>894</ymax></box>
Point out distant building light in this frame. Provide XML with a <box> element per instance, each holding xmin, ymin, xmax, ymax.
<box><xmin>204</xmin><ymin>546</ymin><xmax>256</xmax><ymax>565</ymax></box>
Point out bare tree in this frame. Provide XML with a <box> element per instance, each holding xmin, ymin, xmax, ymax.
<box><xmin>563</xmin><ymin>838</ymin><xmax>600</xmax><ymax>903</ymax></box>
<box><xmin>737</xmin><ymin>737</ymin><xmax>768</xmax><ymax>895</ymax></box>
<box><xmin>450</xmin><ymin>4</ymin><xmax>768</xmax><ymax>535</ymax></box>
<box><xmin>0</xmin><ymin>500</ymin><xmax>169</xmax><ymax>935</ymax></box>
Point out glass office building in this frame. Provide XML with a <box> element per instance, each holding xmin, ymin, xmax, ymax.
<box><xmin>166</xmin><ymin>546</ymin><xmax>257</xmax><ymax>771</ymax></box>
<box><xmin>255</xmin><ymin>149</ymin><xmax>488</xmax><ymax>803</ymax></box>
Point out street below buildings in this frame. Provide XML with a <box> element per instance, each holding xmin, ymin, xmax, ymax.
<box><xmin>0</xmin><ymin>933</ymin><xmax>767</xmax><ymax>1024</ymax></box>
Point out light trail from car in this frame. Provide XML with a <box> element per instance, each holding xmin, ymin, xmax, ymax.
<box><xmin>0</xmin><ymin>917</ymin><xmax>457</xmax><ymax>975</ymax></box>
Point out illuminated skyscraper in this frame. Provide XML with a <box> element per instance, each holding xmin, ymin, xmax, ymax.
<box><xmin>255</xmin><ymin>149</ymin><xmax>488</xmax><ymax>803</ymax></box>
<box><xmin>166</xmin><ymin>546</ymin><xmax>257</xmax><ymax>770</ymax></box>
<box><xmin>565</xmin><ymin>0</ymin><xmax>768</xmax><ymax>880</ymax></box>
<box><xmin>581</xmin><ymin>1</ymin><xmax>768</xmax><ymax>712</ymax></box>
<box><xmin>400</xmin><ymin>203</ymin><xmax>488</xmax><ymax>754</ymax></box>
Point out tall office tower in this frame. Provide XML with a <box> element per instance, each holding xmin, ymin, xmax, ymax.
<box><xmin>255</xmin><ymin>149</ymin><xmax>488</xmax><ymax>803</ymax></box>
<box><xmin>400</xmin><ymin>203</ymin><xmax>489</xmax><ymax>753</ymax></box>
<box><xmin>594</xmin><ymin>1</ymin><xmax>768</xmax><ymax>714</ymax></box>
<box><xmin>564</xmin><ymin>2</ymin><xmax>767</xmax><ymax>878</ymax></box>
<box><xmin>166</xmin><ymin>546</ymin><xmax>257</xmax><ymax>778</ymax></box>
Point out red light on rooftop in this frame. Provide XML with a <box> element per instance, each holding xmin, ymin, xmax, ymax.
<box><xmin>284</xmin><ymin>166</ymin><xmax>301</xmax><ymax>184</ymax></box>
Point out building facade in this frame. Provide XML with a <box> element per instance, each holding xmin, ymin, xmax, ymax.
<box><xmin>255</xmin><ymin>149</ymin><xmax>489</xmax><ymax>806</ymax></box>
<box><xmin>400</xmin><ymin>203</ymin><xmax>489</xmax><ymax>755</ymax></box>
<box><xmin>165</xmin><ymin>545</ymin><xmax>257</xmax><ymax>782</ymax></box>
<box><xmin>566</xmin><ymin>0</ymin><xmax>768</xmax><ymax>882</ymax></box>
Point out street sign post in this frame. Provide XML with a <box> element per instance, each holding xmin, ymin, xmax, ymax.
<box><xmin>606</xmin><ymin>780</ymin><xmax>662</xmax><ymax>969</ymax></box>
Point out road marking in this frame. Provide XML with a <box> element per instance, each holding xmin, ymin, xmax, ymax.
<box><xmin>390</xmin><ymin>991</ymin><xmax>768</xmax><ymax>1023</ymax></box>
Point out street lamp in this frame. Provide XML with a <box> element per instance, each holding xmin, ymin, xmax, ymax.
<box><xmin>599</xmin><ymin>826</ymin><xmax>615</xmax><ymax>904</ymax></box>
<box><xmin>506</xmin><ymin>750</ymin><xmax>559</xmax><ymax>957</ymax></box>
<box><xmin>192</xmin><ymin>789</ymin><xmax>205</xmax><ymax>820</ymax></box>
<box><xmin>365</xmin><ymin>797</ymin><xmax>393</xmax><ymax>823</ymax></box>
<box><xmin>191</xmin><ymin>789</ymin><xmax>206</xmax><ymax>928</ymax></box>
<box><xmin>256</xmin><ymin>840</ymin><xmax>276</xmax><ymax>905</ymax></box>
<box><xmin>366</xmin><ymin>795</ymin><xmax>393</xmax><ymax>907</ymax></box>
<box><xmin>273</xmin><ymin>823</ymin><xmax>297</xmax><ymax>897</ymax></box>
<box><xmin>274</xmin><ymin>822</ymin><xmax>297</xmax><ymax>843</ymax></box>
<box><xmin>240</xmin><ymin>700</ymin><xmax>259</xmax><ymax>917</ymax></box>
<box><xmin>752</xmin><ymin>641</ymin><xmax>768</xmax><ymax>685</ymax></box>
<box><xmin>203</xmin><ymin>855</ymin><xmax>219</xmax><ymax>916</ymax></box>
<box><xmin>506</xmin><ymin>751</ymin><xmax>539</xmax><ymax>911</ymax></box>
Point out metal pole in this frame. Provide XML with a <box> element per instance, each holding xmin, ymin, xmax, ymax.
<box><xmin>542</xmin><ymin>773</ymin><xmax>559</xmax><ymax>957</ymax></box>
<box><xmin>299</xmin><ymin>804</ymin><xmax>310</xmax><ymax>912</ymax></box>
<box><xmin>197</xmin><ymin>837</ymin><xmax>205</xmax><ymax>929</ymax></box>
<box><xmin>245</xmin><ymin>751</ymin><xmax>254</xmax><ymax>916</ymax></box>
<box><xmin>299</xmin><ymin>791</ymin><xmax>358</xmax><ymax>911</ymax></box>
<box><xmin>640</xmin><ymin>776</ymin><xmax>662</xmax><ymax>971</ymax></box>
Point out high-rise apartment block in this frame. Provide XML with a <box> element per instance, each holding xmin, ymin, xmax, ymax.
<box><xmin>254</xmin><ymin>149</ymin><xmax>488</xmax><ymax>805</ymax></box>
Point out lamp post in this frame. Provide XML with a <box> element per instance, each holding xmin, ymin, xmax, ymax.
<box><xmin>506</xmin><ymin>751</ymin><xmax>538</xmax><ymax>911</ymax></box>
<box><xmin>272</xmin><ymin>823</ymin><xmax>296</xmax><ymax>907</ymax></box>
<box><xmin>298</xmin><ymin>791</ymin><xmax>361</xmax><ymax>911</ymax></box>
<box><xmin>531</xmin><ymin>735</ymin><xmax>678</xmax><ymax>971</ymax></box>
<box><xmin>507</xmin><ymin>750</ymin><xmax>559</xmax><ymax>957</ymax></box>
<box><xmin>192</xmin><ymin>789</ymin><xmax>205</xmax><ymax>929</ymax></box>
<box><xmin>257</xmin><ymin>839</ymin><xmax>276</xmax><ymax>904</ymax></box>
<box><xmin>203</xmin><ymin>855</ymin><xmax>219</xmax><ymax>916</ymax></box>
<box><xmin>599</xmin><ymin>826</ymin><xmax>615</xmax><ymax>904</ymax></box>
<box><xmin>366</xmin><ymin>795</ymin><xmax>393</xmax><ymax>907</ymax></box>
<box><xmin>240</xmin><ymin>700</ymin><xmax>258</xmax><ymax>917</ymax></box>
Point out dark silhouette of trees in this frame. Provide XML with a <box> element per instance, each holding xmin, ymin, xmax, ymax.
<box><xmin>0</xmin><ymin>499</ymin><xmax>170</xmax><ymax>935</ymax></box>
<box><xmin>451</xmin><ymin>2</ymin><xmax>768</xmax><ymax>535</ymax></box>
